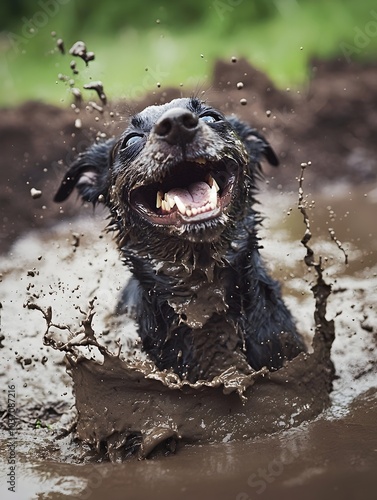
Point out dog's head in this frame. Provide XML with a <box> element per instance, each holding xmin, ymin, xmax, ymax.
<box><xmin>54</xmin><ymin>97</ymin><xmax>278</xmax><ymax>248</ymax></box>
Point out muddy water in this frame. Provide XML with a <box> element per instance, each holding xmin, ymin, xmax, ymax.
<box><xmin>0</xmin><ymin>184</ymin><xmax>376</xmax><ymax>499</ymax></box>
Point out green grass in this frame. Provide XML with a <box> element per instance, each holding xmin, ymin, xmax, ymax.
<box><xmin>1</xmin><ymin>0</ymin><xmax>377</xmax><ymax>106</ymax></box>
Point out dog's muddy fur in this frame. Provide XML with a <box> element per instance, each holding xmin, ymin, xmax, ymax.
<box><xmin>54</xmin><ymin>97</ymin><xmax>305</xmax><ymax>382</ymax></box>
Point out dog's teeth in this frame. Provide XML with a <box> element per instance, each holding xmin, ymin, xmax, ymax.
<box><xmin>166</xmin><ymin>193</ymin><xmax>176</xmax><ymax>209</ymax></box>
<box><xmin>162</xmin><ymin>199</ymin><xmax>171</xmax><ymax>212</ymax></box>
<box><xmin>191</xmin><ymin>207</ymin><xmax>198</xmax><ymax>216</ymax></box>
<box><xmin>156</xmin><ymin>191</ymin><xmax>163</xmax><ymax>209</ymax></box>
<box><xmin>210</xmin><ymin>184</ymin><xmax>218</xmax><ymax>205</ymax></box>
<box><xmin>174</xmin><ymin>196</ymin><xmax>186</xmax><ymax>215</ymax></box>
<box><xmin>186</xmin><ymin>208</ymin><xmax>192</xmax><ymax>217</ymax></box>
<box><xmin>207</xmin><ymin>175</ymin><xmax>220</xmax><ymax>192</ymax></box>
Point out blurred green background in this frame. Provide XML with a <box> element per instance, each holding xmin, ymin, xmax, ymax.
<box><xmin>1</xmin><ymin>0</ymin><xmax>377</xmax><ymax>106</ymax></box>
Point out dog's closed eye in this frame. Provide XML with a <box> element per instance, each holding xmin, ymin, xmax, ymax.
<box><xmin>120</xmin><ymin>133</ymin><xmax>144</xmax><ymax>150</ymax></box>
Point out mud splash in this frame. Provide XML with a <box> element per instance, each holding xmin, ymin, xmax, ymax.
<box><xmin>70</xmin><ymin>311</ymin><xmax>334</xmax><ymax>460</ymax></box>
<box><xmin>27</xmin><ymin>293</ymin><xmax>334</xmax><ymax>460</ymax></box>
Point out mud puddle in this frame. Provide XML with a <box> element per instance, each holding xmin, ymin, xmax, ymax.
<box><xmin>1</xmin><ymin>184</ymin><xmax>376</xmax><ymax>499</ymax></box>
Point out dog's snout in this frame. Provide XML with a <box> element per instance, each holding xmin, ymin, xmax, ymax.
<box><xmin>154</xmin><ymin>108</ymin><xmax>199</xmax><ymax>145</ymax></box>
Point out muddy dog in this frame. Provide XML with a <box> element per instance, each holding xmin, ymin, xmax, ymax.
<box><xmin>54</xmin><ymin>97</ymin><xmax>305</xmax><ymax>382</ymax></box>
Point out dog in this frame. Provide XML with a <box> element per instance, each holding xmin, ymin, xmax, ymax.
<box><xmin>54</xmin><ymin>97</ymin><xmax>305</xmax><ymax>382</ymax></box>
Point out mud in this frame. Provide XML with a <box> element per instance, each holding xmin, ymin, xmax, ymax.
<box><xmin>0</xmin><ymin>58</ymin><xmax>377</xmax><ymax>497</ymax></box>
<box><xmin>69</xmin><ymin>40</ymin><xmax>95</xmax><ymax>66</ymax></box>
<box><xmin>83</xmin><ymin>82</ymin><xmax>107</xmax><ymax>106</ymax></box>
<box><xmin>31</xmin><ymin>278</ymin><xmax>334</xmax><ymax>460</ymax></box>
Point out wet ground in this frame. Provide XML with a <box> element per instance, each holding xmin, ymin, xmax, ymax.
<box><xmin>1</xmin><ymin>58</ymin><xmax>377</xmax><ymax>499</ymax></box>
<box><xmin>0</xmin><ymin>185</ymin><xmax>376</xmax><ymax>499</ymax></box>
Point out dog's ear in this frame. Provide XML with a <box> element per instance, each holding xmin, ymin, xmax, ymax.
<box><xmin>54</xmin><ymin>138</ymin><xmax>117</xmax><ymax>203</ymax></box>
<box><xmin>228</xmin><ymin>117</ymin><xmax>279</xmax><ymax>167</ymax></box>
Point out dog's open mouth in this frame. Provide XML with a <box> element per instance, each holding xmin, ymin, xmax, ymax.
<box><xmin>130</xmin><ymin>158</ymin><xmax>238</xmax><ymax>225</ymax></box>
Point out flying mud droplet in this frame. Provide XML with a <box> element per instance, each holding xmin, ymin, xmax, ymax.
<box><xmin>30</xmin><ymin>188</ymin><xmax>42</xmax><ymax>199</ymax></box>
<box><xmin>236</xmin><ymin>82</ymin><xmax>244</xmax><ymax>89</ymax></box>
<box><xmin>231</xmin><ymin>56</ymin><xmax>237</xmax><ymax>63</ymax></box>
<box><xmin>74</xmin><ymin>118</ymin><xmax>82</xmax><ymax>129</ymax></box>
<box><xmin>72</xmin><ymin>233</ymin><xmax>80</xmax><ymax>249</ymax></box>
<box><xmin>56</xmin><ymin>38</ymin><xmax>65</xmax><ymax>55</ymax></box>
<box><xmin>240</xmin><ymin>98</ymin><xmax>247</xmax><ymax>106</ymax></box>
<box><xmin>58</xmin><ymin>73</ymin><xmax>69</xmax><ymax>82</ymax></box>
<box><xmin>69</xmin><ymin>41</ymin><xmax>95</xmax><ymax>66</ymax></box>
<box><xmin>70</xmin><ymin>60</ymin><xmax>79</xmax><ymax>75</ymax></box>
<box><xmin>83</xmin><ymin>81</ymin><xmax>107</xmax><ymax>105</ymax></box>
<box><xmin>266</xmin><ymin>109</ymin><xmax>272</xmax><ymax>117</ymax></box>
<box><xmin>71</xmin><ymin>88</ymin><xmax>82</xmax><ymax>106</ymax></box>
<box><xmin>88</xmin><ymin>101</ymin><xmax>104</xmax><ymax>114</ymax></box>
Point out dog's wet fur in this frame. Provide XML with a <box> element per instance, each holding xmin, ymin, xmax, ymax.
<box><xmin>55</xmin><ymin>97</ymin><xmax>305</xmax><ymax>382</ymax></box>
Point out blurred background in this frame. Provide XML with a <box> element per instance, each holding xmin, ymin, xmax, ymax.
<box><xmin>1</xmin><ymin>0</ymin><xmax>377</xmax><ymax>105</ymax></box>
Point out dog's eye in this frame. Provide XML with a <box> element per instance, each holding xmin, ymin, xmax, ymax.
<box><xmin>120</xmin><ymin>134</ymin><xmax>144</xmax><ymax>149</ymax></box>
<box><xmin>199</xmin><ymin>113</ymin><xmax>220</xmax><ymax>124</ymax></box>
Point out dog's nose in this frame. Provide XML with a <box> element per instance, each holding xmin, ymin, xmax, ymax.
<box><xmin>154</xmin><ymin>108</ymin><xmax>199</xmax><ymax>145</ymax></box>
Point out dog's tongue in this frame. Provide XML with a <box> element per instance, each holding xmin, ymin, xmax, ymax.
<box><xmin>167</xmin><ymin>181</ymin><xmax>212</xmax><ymax>208</ymax></box>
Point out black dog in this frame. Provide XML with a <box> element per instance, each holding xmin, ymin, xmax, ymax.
<box><xmin>54</xmin><ymin>97</ymin><xmax>305</xmax><ymax>382</ymax></box>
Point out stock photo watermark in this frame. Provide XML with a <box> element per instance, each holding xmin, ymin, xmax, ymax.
<box><xmin>5</xmin><ymin>384</ymin><xmax>17</xmax><ymax>494</ymax></box>
<box><xmin>340</xmin><ymin>9</ymin><xmax>377</xmax><ymax>62</ymax></box>
<box><xmin>235</xmin><ymin>433</ymin><xmax>307</xmax><ymax>498</ymax></box>
<box><xmin>5</xmin><ymin>0</ymin><xmax>71</xmax><ymax>55</ymax></box>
